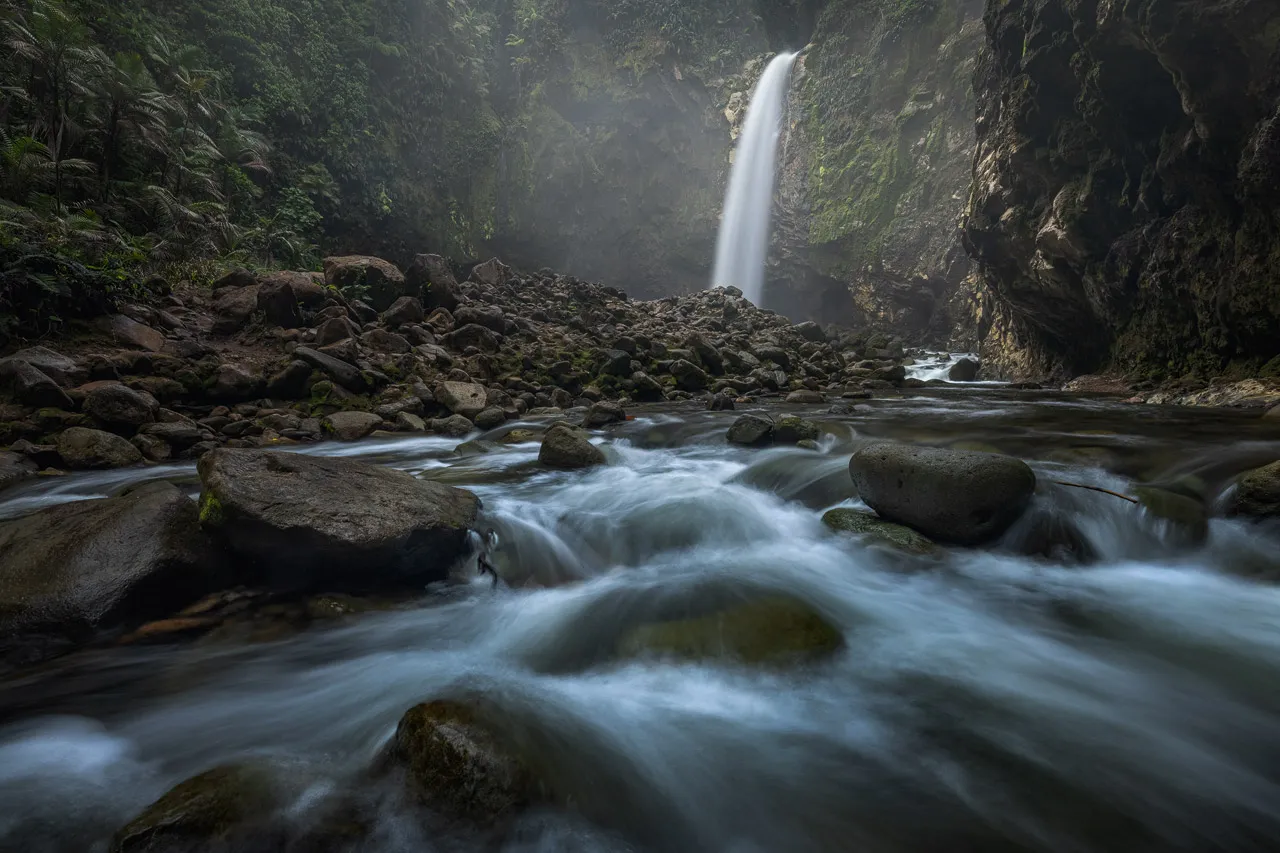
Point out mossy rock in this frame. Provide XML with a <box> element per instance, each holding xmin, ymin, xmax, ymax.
<box><xmin>822</xmin><ymin>508</ymin><xmax>940</xmax><ymax>555</ymax></box>
<box><xmin>774</xmin><ymin>416</ymin><xmax>820</xmax><ymax>444</ymax></box>
<box><xmin>617</xmin><ymin>595</ymin><xmax>843</xmax><ymax>666</ymax></box>
<box><xmin>1133</xmin><ymin>485</ymin><xmax>1209</xmax><ymax>545</ymax></box>
<box><xmin>497</xmin><ymin>429</ymin><xmax>540</xmax><ymax>445</ymax></box>
<box><xmin>110</xmin><ymin>763</ymin><xmax>286</xmax><ymax>852</ymax></box>
<box><xmin>389</xmin><ymin>700</ymin><xmax>540</xmax><ymax>826</ymax></box>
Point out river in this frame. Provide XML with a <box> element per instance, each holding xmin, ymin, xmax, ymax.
<box><xmin>2</xmin><ymin>386</ymin><xmax>1279</xmax><ymax>852</ymax></box>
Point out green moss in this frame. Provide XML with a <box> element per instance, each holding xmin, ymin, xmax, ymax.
<box><xmin>822</xmin><ymin>508</ymin><xmax>939</xmax><ymax>555</ymax></box>
<box><xmin>198</xmin><ymin>491</ymin><xmax>224</xmax><ymax>527</ymax></box>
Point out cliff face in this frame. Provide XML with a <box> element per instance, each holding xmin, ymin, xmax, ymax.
<box><xmin>964</xmin><ymin>0</ymin><xmax>1280</xmax><ymax>380</ymax></box>
<box><xmin>771</xmin><ymin>0</ymin><xmax>984</xmax><ymax>338</ymax></box>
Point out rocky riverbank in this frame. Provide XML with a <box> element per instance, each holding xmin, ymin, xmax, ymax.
<box><xmin>0</xmin><ymin>252</ymin><xmax>929</xmax><ymax>488</ymax></box>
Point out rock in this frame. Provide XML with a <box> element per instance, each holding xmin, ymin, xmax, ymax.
<box><xmin>726</xmin><ymin>414</ymin><xmax>774</xmax><ymax>447</ymax></box>
<box><xmin>395</xmin><ymin>411</ymin><xmax>427</xmax><ymax>432</ymax></box>
<box><xmin>322</xmin><ymin>411</ymin><xmax>383</xmax><ymax>441</ymax></box>
<box><xmin>323</xmin><ymin>255</ymin><xmax>407</xmax><ymax>311</ymax></box>
<box><xmin>211</xmin><ymin>364</ymin><xmax>262</xmax><ymax>401</ymax></box>
<box><xmin>1133</xmin><ymin>485</ymin><xmax>1209</xmax><ymax>544</ymax></box>
<box><xmin>211</xmin><ymin>284</ymin><xmax>260</xmax><ymax>334</ymax></box>
<box><xmin>538</xmin><ymin>422</ymin><xmax>605</xmax><ymax>469</ymax></box>
<box><xmin>948</xmin><ymin>358</ymin><xmax>979</xmax><ymax>382</ymax></box>
<box><xmin>684</xmin><ymin>332</ymin><xmax>724</xmax><ymax>375</ymax></box>
<box><xmin>582</xmin><ymin>401</ymin><xmax>626</xmax><ymax>427</ymax></box>
<box><xmin>381</xmin><ymin>296</ymin><xmax>424</xmax><ymax>327</ymax></box>
<box><xmin>454</xmin><ymin>304</ymin><xmax>506</xmax><ymax>333</ymax></box>
<box><xmin>785</xmin><ymin>390</ymin><xmax>824</xmax><ymax>404</ymax></box>
<box><xmin>472</xmin><ymin>407</ymin><xmax>507</xmax><ymax>430</ymax></box>
<box><xmin>0</xmin><ymin>346</ymin><xmax>83</xmax><ymax>386</ymax></box>
<box><xmin>265</xmin><ymin>360</ymin><xmax>312</xmax><ymax>399</ymax></box>
<box><xmin>265</xmin><ymin>270</ymin><xmax>328</xmax><ymax>308</ymax></box>
<box><xmin>294</xmin><ymin>346</ymin><xmax>369</xmax><ymax>393</ymax></box>
<box><xmin>55</xmin><ymin>427</ymin><xmax>143</xmax><ymax>469</ymax></box>
<box><xmin>1226</xmin><ymin>461</ymin><xmax>1280</xmax><ymax>520</ymax></box>
<box><xmin>0</xmin><ymin>482</ymin><xmax>224</xmax><ymax>662</ymax></box>
<box><xmin>822</xmin><ymin>508</ymin><xmax>939</xmax><ymax>555</ymax></box>
<box><xmin>436</xmin><ymin>382</ymin><xmax>488</xmax><ymax>419</ymax></box>
<box><xmin>630</xmin><ymin>371</ymin><xmax>665</xmax><ymax>402</ymax></box>
<box><xmin>432</xmin><ymin>415</ymin><xmax>475</xmax><ymax>437</ymax></box>
<box><xmin>469</xmin><ymin>257</ymin><xmax>512</xmax><ymax>286</ymax></box>
<box><xmin>83</xmin><ymin>383</ymin><xmax>156</xmax><ymax>427</ymax></box>
<box><xmin>849</xmin><ymin>443</ymin><xmax>1036</xmax><ymax>545</ymax></box>
<box><xmin>870</xmin><ymin>364</ymin><xmax>907</xmax><ymax>383</ymax></box>
<box><xmin>359</xmin><ymin>328</ymin><xmax>412</xmax><ymax>353</ymax></box>
<box><xmin>0</xmin><ymin>451</ymin><xmax>37</xmax><ymax>493</ymax></box>
<box><xmin>313</xmin><ymin>316</ymin><xmax>358</xmax><ymax>347</ymax></box>
<box><xmin>618</xmin><ymin>595</ymin><xmax>842</xmax><ymax>665</ymax></box>
<box><xmin>109</xmin><ymin>762</ymin><xmax>309</xmax><ymax>853</ymax></box>
<box><xmin>600</xmin><ymin>350</ymin><xmax>632</xmax><ymax>377</ymax></box>
<box><xmin>446</xmin><ymin>323</ymin><xmax>503</xmax><ymax>352</ymax></box>
<box><xmin>773</xmin><ymin>416</ymin><xmax>819</xmax><ymax>444</ymax></box>
<box><xmin>94</xmin><ymin>315</ymin><xmax>166</xmax><ymax>351</ymax></box>
<box><xmin>669</xmin><ymin>359</ymin><xmax>708</xmax><ymax>392</ymax></box>
<box><xmin>255</xmin><ymin>276</ymin><xmax>302</xmax><ymax>328</ymax></box>
<box><xmin>212</xmin><ymin>268</ymin><xmax>256</xmax><ymax>291</ymax></box>
<box><xmin>139</xmin><ymin>421</ymin><xmax>206</xmax><ymax>449</ymax></box>
<box><xmin>793</xmin><ymin>321</ymin><xmax>825</xmax><ymax>342</ymax></box>
<box><xmin>406</xmin><ymin>254</ymin><xmax>461</xmax><ymax>312</ymax></box>
<box><xmin>0</xmin><ymin>359</ymin><xmax>73</xmax><ymax>409</ymax></box>
<box><xmin>388</xmin><ymin>700</ymin><xmax>538</xmax><ymax>825</ymax></box>
<box><xmin>197</xmin><ymin>449</ymin><xmax>479</xmax><ymax>590</ymax></box>
<box><xmin>706</xmin><ymin>393</ymin><xmax>735</xmax><ymax>411</ymax></box>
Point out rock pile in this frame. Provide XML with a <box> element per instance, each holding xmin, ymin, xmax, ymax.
<box><xmin>0</xmin><ymin>254</ymin><xmax>916</xmax><ymax>484</ymax></box>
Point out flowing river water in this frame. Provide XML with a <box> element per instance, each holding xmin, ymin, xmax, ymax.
<box><xmin>2</xmin><ymin>385</ymin><xmax>1280</xmax><ymax>853</ymax></box>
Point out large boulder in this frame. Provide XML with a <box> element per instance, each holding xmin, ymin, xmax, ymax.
<box><xmin>83</xmin><ymin>383</ymin><xmax>156</xmax><ymax>427</ymax></box>
<box><xmin>446</xmin><ymin>323</ymin><xmax>502</xmax><ymax>352</ymax></box>
<box><xmin>948</xmin><ymin>358</ymin><xmax>980</xmax><ymax>382</ymax></box>
<box><xmin>387</xmin><ymin>700</ymin><xmax>540</xmax><ymax>826</ymax></box>
<box><xmin>669</xmin><ymin>359</ymin><xmax>708</xmax><ymax>392</ymax></box>
<box><xmin>94</xmin><ymin>315</ymin><xmax>166</xmax><ymax>352</ymax></box>
<box><xmin>0</xmin><ymin>482</ymin><xmax>225</xmax><ymax>664</ymax></box>
<box><xmin>453</xmin><ymin>304</ymin><xmax>505</xmax><ymax>333</ymax></box>
<box><xmin>381</xmin><ymin>296</ymin><xmax>424</xmax><ymax>327</ymax></box>
<box><xmin>322</xmin><ymin>411</ymin><xmax>383</xmax><ymax>441</ymax></box>
<box><xmin>405</xmin><ymin>254</ymin><xmax>461</xmax><ymax>313</ymax></box>
<box><xmin>0</xmin><ymin>358</ymin><xmax>73</xmax><ymax>409</ymax></box>
<box><xmin>197</xmin><ymin>449</ymin><xmax>479</xmax><ymax>589</ymax></box>
<box><xmin>436</xmin><ymin>382</ymin><xmax>488</xmax><ymax>419</ymax></box>
<box><xmin>849</xmin><ymin>443</ymin><xmax>1036</xmax><ymax>545</ymax></box>
<box><xmin>469</xmin><ymin>257</ymin><xmax>512</xmax><ymax>287</ymax></box>
<box><xmin>255</xmin><ymin>276</ymin><xmax>303</xmax><ymax>328</ymax></box>
<box><xmin>538</xmin><ymin>423</ymin><xmax>605</xmax><ymax>469</ymax></box>
<box><xmin>0</xmin><ymin>346</ymin><xmax>83</xmax><ymax>386</ymax></box>
<box><xmin>1226</xmin><ymin>461</ymin><xmax>1280</xmax><ymax>520</ymax></box>
<box><xmin>56</xmin><ymin>427</ymin><xmax>143</xmax><ymax>469</ymax></box>
<box><xmin>323</xmin><ymin>255</ymin><xmax>406</xmax><ymax>311</ymax></box>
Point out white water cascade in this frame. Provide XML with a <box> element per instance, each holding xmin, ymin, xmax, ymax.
<box><xmin>711</xmin><ymin>51</ymin><xmax>798</xmax><ymax>307</ymax></box>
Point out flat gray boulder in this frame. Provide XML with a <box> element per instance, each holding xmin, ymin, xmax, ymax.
<box><xmin>849</xmin><ymin>442</ymin><xmax>1036</xmax><ymax>545</ymax></box>
<box><xmin>197</xmin><ymin>449</ymin><xmax>479</xmax><ymax>589</ymax></box>
<box><xmin>436</xmin><ymin>382</ymin><xmax>488</xmax><ymax>419</ymax></box>
<box><xmin>0</xmin><ymin>482</ymin><xmax>225</xmax><ymax>665</ymax></box>
<box><xmin>322</xmin><ymin>411</ymin><xmax>383</xmax><ymax>441</ymax></box>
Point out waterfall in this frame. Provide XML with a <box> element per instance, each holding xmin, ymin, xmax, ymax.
<box><xmin>711</xmin><ymin>51</ymin><xmax>798</xmax><ymax>307</ymax></box>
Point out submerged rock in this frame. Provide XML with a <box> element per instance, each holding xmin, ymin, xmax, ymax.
<box><xmin>822</xmin><ymin>508</ymin><xmax>938</xmax><ymax>556</ymax></box>
<box><xmin>388</xmin><ymin>700</ymin><xmax>540</xmax><ymax>826</ymax></box>
<box><xmin>538</xmin><ymin>423</ymin><xmax>605</xmax><ymax>469</ymax></box>
<box><xmin>618</xmin><ymin>595</ymin><xmax>842</xmax><ymax>666</ymax></box>
<box><xmin>197</xmin><ymin>449</ymin><xmax>479</xmax><ymax>590</ymax></box>
<box><xmin>1133</xmin><ymin>485</ymin><xmax>1209</xmax><ymax>545</ymax></box>
<box><xmin>0</xmin><ymin>482</ymin><xmax>224</xmax><ymax>665</ymax></box>
<box><xmin>849</xmin><ymin>443</ymin><xmax>1036</xmax><ymax>545</ymax></box>
<box><xmin>1225</xmin><ymin>461</ymin><xmax>1280</xmax><ymax>520</ymax></box>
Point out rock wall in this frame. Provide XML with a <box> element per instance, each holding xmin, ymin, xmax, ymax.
<box><xmin>963</xmin><ymin>0</ymin><xmax>1280</xmax><ymax>381</ymax></box>
<box><xmin>771</xmin><ymin>0</ymin><xmax>984</xmax><ymax>338</ymax></box>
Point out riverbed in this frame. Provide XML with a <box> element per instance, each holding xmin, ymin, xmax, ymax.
<box><xmin>2</xmin><ymin>387</ymin><xmax>1279</xmax><ymax>853</ymax></box>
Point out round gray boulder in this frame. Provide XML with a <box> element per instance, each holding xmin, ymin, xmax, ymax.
<box><xmin>849</xmin><ymin>442</ymin><xmax>1036</xmax><ymax>545</ymax></box>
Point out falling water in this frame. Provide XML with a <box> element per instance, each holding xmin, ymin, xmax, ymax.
<box><xmin>711</xmin><ymin>51</ymin><xmax>798</xmax><ymax>307</ymax></box>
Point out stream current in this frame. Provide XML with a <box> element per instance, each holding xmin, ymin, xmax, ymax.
<box><xmin>2</xmin><ymin>386</ymin><xmax>1280</xmax><ymax>853</ymax></box>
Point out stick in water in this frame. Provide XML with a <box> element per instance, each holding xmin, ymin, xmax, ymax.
<box><xmin>1051</xmin><ymin>480</ymin><xmax>1139</xmax><ymax>504</ymax></box>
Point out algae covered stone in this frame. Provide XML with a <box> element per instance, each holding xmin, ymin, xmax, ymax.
<box><xmin>1133</xmin><ymin>485</ymin><xmax>1209</xmax><ymax>544</ymax></box>
<box><xmin>618</xmin><ymin>595</ymin><xmax>842</xmax><ymax>665</ymax></box>
<box><xmin>1226</xmin><ymin>461</ymin><xmax>1280</xmax><ymax>520</ymax></box>
<box><xmin>389</xmin><ymin>700</ymin><xmax>540</xmax><ymax>826</ymax></box>
<box><xmin>822</xmin><ymin>508</ymin><xmax>939</xmax><ymax>555</ymax></box>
